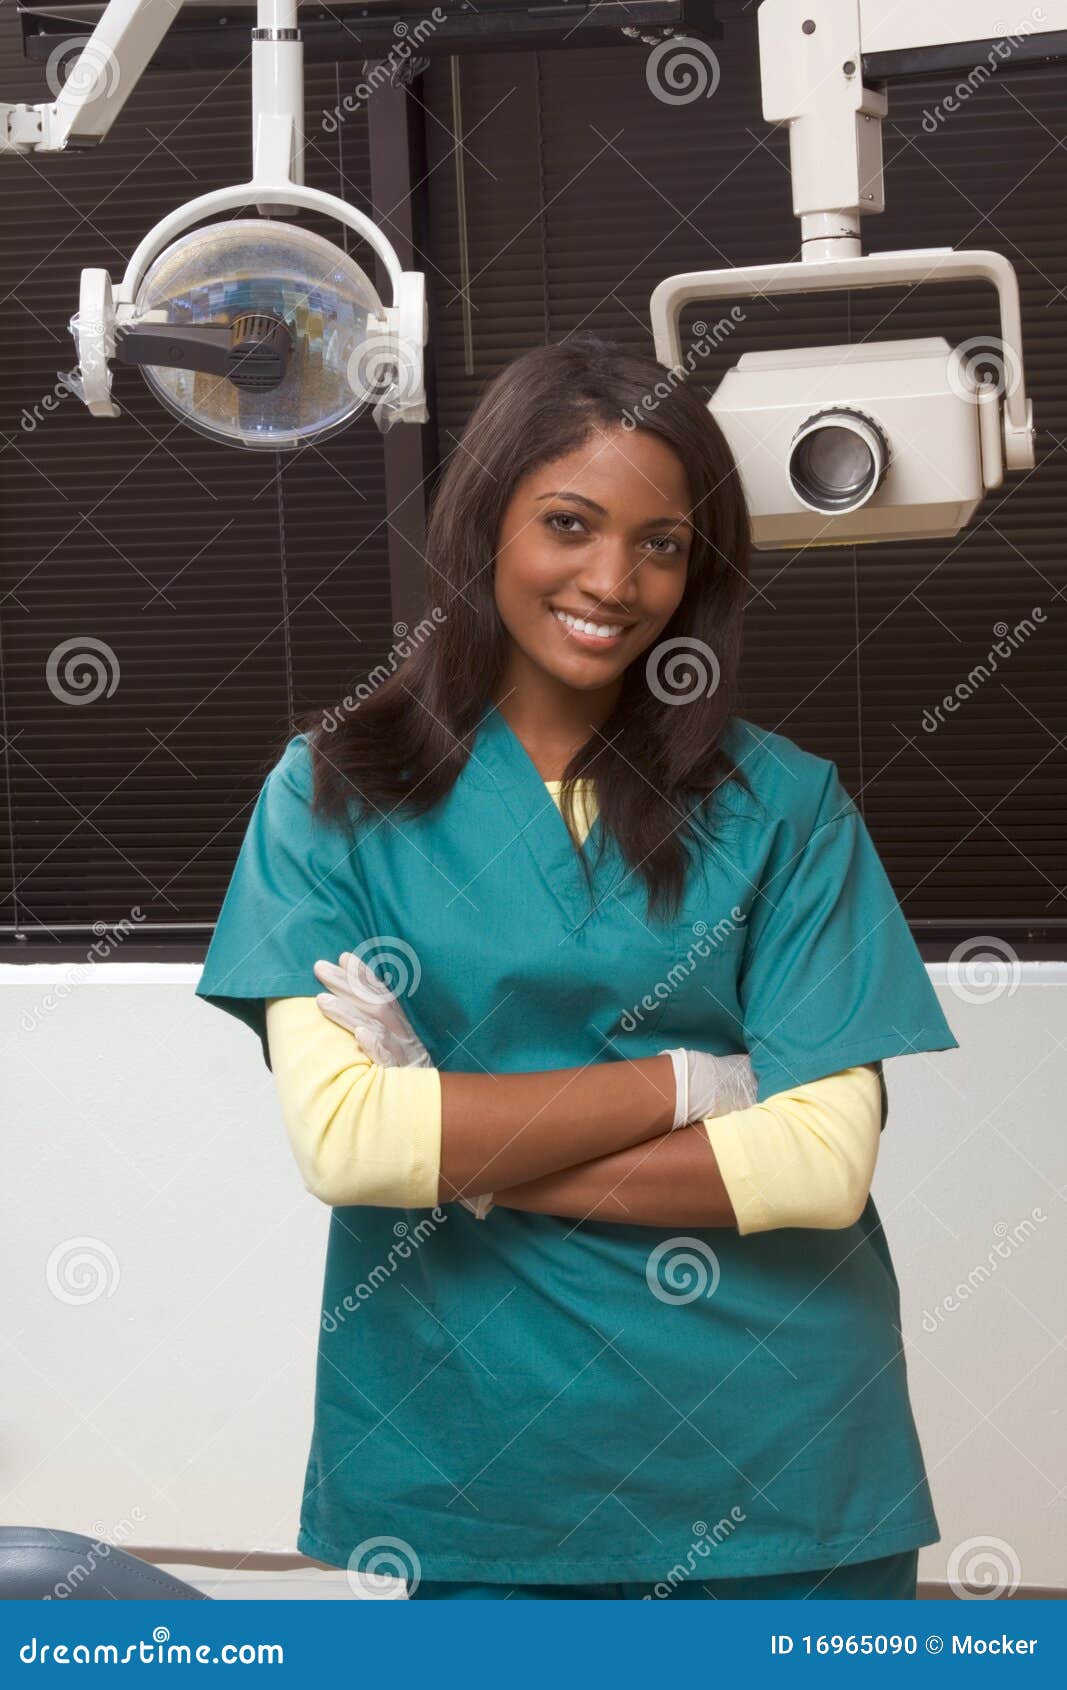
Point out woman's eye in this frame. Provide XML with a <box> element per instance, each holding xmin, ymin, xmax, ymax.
<box><xmin>646</xmin><ymin>534</ymin><xmax>684</xmax><ymax>556</ymax></box>
<box><xmin>546</xmin><ymin>511</ymin><xmax>584</xmax><ymax>535</ymax></box>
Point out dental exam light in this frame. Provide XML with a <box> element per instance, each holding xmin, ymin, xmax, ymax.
<box><xmin>649</xmin><ymin>0</ymin><xmax>1065</xmax><ymax>548</ymax></box>
<box><xmin>5</xmin><ymin>0</ymin><xmax>428</xmax><ymax>445</ymax></box>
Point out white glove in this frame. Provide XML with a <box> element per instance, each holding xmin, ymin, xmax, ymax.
<box><xmin>313</xmin><ymin>953</ymin><xmax>494</xmax><ymax>1220</ymax></box>
<box><xmin>313</xmin><ymin>953</ymin><xmax>433</xmax><ymax>1067</ymax></box>
<box><xmin>658</xmin><ymin>1049</ymin><xmax>759</xmax><ymax>1131</ymax></box>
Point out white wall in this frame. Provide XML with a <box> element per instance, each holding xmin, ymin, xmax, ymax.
<box><xmin>3</xmin><ymin>962</ymin><xmax>1064</xmax><ymax>1589</ymax></box>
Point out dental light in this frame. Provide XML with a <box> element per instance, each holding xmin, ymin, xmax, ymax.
<box><xmin>650</xmin><ymin>0</ymin><xmax>1063</xmax><ymax>549</ymax></box>
<box><xmin>6</xmin><ymin>0</ymin><xmax>428</xmax><ymax>447</ymax></box>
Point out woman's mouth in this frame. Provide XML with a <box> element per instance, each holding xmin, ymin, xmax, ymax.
<box><xmin>549</xmin><ymin>605</ymin><xmax>632</xmax><ymax>652</ymax></box>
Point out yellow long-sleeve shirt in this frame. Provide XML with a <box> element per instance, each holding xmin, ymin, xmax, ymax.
<box><xmin>260</xmin><ymin>774</ymin><xmax>886</xmax><ymax>1230</ymax></box>
<box><xmin>261</xmin><ymin>778</ymin><xmax>883</xmax><ymax>1235</ymax></box>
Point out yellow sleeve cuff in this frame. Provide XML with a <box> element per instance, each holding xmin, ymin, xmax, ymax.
<box><xmin>702</xmin><ymin>1064</ymin><xmax>882</xmax><ymax>1236</ymax></box>
<box><xmin>265</xmin><ymin>996</ymin><xmax>442</xmax><ymax>1208</ymax></box>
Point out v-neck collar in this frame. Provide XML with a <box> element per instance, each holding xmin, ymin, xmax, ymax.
<box><xmin>468</xmin><ymin>700</ymin><xmax>607</xmax><ymax>928</ymax></box>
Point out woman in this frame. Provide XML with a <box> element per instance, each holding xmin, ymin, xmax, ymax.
<box><xmin>196</xmin><ymin>333</ymin><xmax>958</xmax><ymax>1599</ymax></box>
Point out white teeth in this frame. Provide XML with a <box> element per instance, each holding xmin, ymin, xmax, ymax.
<box><xmin>553</xmin><ymin>608</ymin><xmax>623</xmax><ymax>639</ymax></box>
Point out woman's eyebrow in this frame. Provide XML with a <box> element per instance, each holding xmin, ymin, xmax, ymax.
<box><xmin>534</xmin><ymin>490</ymin><xmax>692</xmax><ymax>528</ymax></box>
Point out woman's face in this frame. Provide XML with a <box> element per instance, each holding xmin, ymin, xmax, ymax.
<box><xmin>493</xmin><ymin>424</ymin><xmax>693</xmax><ymax>695</ymax></box>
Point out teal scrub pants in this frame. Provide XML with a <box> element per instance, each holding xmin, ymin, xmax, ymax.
<box><xmin>408</xmin><ymin>1548</ymin><xmax>918</xmax><ymax>1600</ymax></box>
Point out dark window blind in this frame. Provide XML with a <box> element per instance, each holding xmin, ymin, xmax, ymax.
<box><xmin>420</xmin><ymin>1</ymin><xmax>1067</xmax><ymax>949</ymax></box>
<box><xmin>0</xmin><ymin>15</ymin><xmax>395</xmax><ymax>947</ymax></box>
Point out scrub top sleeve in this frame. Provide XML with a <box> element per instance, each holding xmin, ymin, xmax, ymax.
<box><xmin>195</xmin><ymin>734</ymin><xmax>363</xmax><ymax>1069</ymax></box>
<box><xmin>738</xmin><ymin>764</ymin><xmax>959</xmax><ymax>1102</ymax></box>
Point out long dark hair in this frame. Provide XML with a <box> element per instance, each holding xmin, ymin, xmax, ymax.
<box><xmin>287</xmin><ymin>332</ymin><xmax>753</xmax><ymax>923</ymax></box>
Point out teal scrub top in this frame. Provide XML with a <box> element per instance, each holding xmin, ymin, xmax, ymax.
<box><xmin>196</xmin><ymin>702</ymin><xmax>959</xmax><ymax>1584</ymax></box>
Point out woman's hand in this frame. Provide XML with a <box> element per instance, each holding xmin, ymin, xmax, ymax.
<box><xmin>313</xmin><ymin>952</ymin><xmax>494</xmax><ymax>1220</ymax></box>
<box><xmin>658</xmin><ymin>1049</ymin><xmax>758</xmax><ymax>1129</ymax></box>
<box><xmin>313</xmin><ymin>953</ymin><xmax>433</xmax><ymax>1067</ymax></box>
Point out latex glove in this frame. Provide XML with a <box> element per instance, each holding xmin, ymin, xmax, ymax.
<box><xmin>658</xmin><ymin>1049</ymin><xmax>759</xmax><ymax>1132</ymax></box>
<box><xmin>313</xmin><ymin>953</ymin><xmax>433</xmax><ymax>1067</ymax></box>
<box><xmin>312</xmin><ymin>953</ymin><xmax>494</xmax><ymax>1220</ymax></box>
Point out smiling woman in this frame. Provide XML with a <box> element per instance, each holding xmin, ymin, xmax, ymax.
<box><xmin>195</xmin><ymin>332</ymin><xmax>958</xmax><ymax>1600</ymax></box>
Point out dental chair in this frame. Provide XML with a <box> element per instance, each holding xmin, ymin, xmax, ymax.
<box><xmin>0</xmin><ymin>1528</ymin><xmax>209</xmax><ymax>1599</ymax></box>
